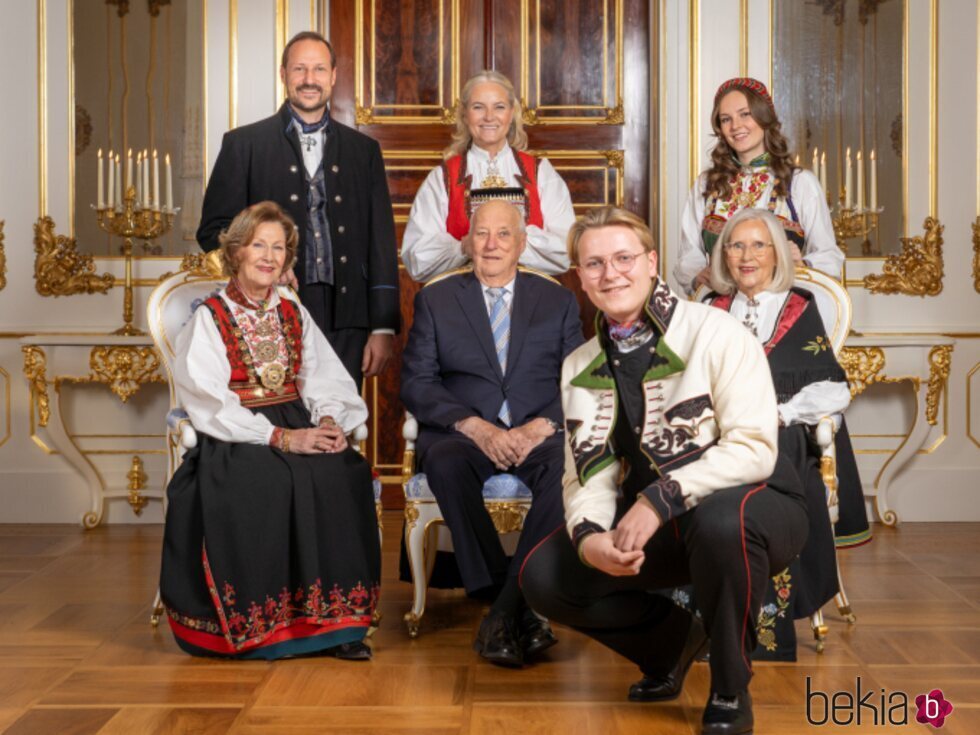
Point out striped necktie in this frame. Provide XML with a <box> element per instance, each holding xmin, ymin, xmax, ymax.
<box><xmin>487</xmin><ymin>287</ymin><xmax>512</xmax><ymax>426</ymax></box>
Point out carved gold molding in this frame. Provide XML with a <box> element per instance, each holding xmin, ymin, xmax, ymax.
<box><xmin>82</xmin><ymin>346</ymin><xmax>166</xmax><ymax>402</ymax></box>
<box><xmin>972</xmin><ymin>216</ymin><xmax>979</xmax><ymax>293</ymax></box>
<box><xmin>404</xmin><ymin>502</ymin><xmax>420</xmax><ymax>535</ymax></box>
<box><xmin>863</xmin><ymin>217</ymin><xmax>944</xmax><ymax>296</ymax></box>
<box><xmin>839</xmin><ymin>347</ymin><xmax>886</xmax><ymax>397</ymax></box>
<box><xmin>0</xmin><ymin>220</ymin><xmax>6</xmax><ymax>291</ymax></box>
<box><xmin>925</xmin><ymin>345</ymin><xmax>952</xmax><ymax>426</ymax></box>
<box><xmin>127</xmin><ymin>454</ymin><xmax>149</xmax><ymax>514</ymax></box>
<box><xmin>21</xmin><ymin>346</ymin><xmax>51</xmax><ymax>428</ymax></box>
<box><xmin>487</xmin><ymin>501</ymin><xmax>529</xmax><ymax>534</ymax></box>
<box><xmin>34</xmin><ymin>216</ymin><xmax>114</xmax><ymax>297</ymax></box>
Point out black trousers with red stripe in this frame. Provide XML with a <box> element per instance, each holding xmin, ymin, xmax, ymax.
<box><xmin>520</xmin><ymin>481</ymin><xmax>808</xmax><ymax>695</ymax></box>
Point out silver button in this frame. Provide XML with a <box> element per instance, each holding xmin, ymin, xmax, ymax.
<box><xmin>339</xmin><ymin>255</ymin><xmax>348</xmax><ymax>264</ymax></box>
<box><xmin>337</xmin><ymin>225</ymin><xmax>345</xmax><ymax>234</ymax></box>
<box><xmin>612</xmin><ymin>359</ymin><xmax>620</xmax><ymax>366</ymax></box>
<box><xmin>331</xmin><ymin>164</ymin><xmax>339</xmax><ymax>173</ymax></box>
<box><xmin>649</xmin><ymin>347</ymin><xmax>656</xmax><ymax>353</ymax></box>
<box><xmin>289</xmin><ymin>194</ymin><xmax>299</xmax><ymax>202</ymax></box>
<box><xmin>310</xmin><ymin>184</ymin><xmax>316</xmax><ymax>190</ymax></box>
<box><xmin>289</xmin><ymin>165</ymin><xmax>298</xmax><ymax>173</ymax></box>
<box><xmin>334</xmin><ymin>194</ymin><xmax>342</xmax><ymax>203</ymax></box>
<box><xmin>634</xmin><ymin>427</ymin><xmax>641</xmax><ymax>435</ymax></box>
<box><xmin>650</xmin><ymin>463</ymin><xmax>656</xmax><ymax>470</ymax></box>
<box><xmin>314</xmin><ymin>231</ymin><xmax>321</xmax><ymax>238</ymax></box>
<box><xmin>340</xmin><ymin>286</ymin><xmax>347</xmax><ymax>294</ymax></box>
<box><xmin>316</xmin><ymin>257</ymin><xmax>323</xmax><ymax>264</ymax></box>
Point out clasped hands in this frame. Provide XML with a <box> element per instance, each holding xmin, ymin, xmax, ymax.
<box><xmin>286</xmin><ymin>418</ymin><xmax>348</xmax><ymax>454</ymax></box>
<box><xmin>455</xmin><ymin>416</ymin><xmax>554</xmax><ymax>471</ymax></box>
<box><xmin>580</xmin><ymin>498</ymin><xmax>662</xmax><ymax>577</ymax></box>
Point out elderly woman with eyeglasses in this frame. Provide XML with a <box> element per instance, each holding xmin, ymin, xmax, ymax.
<box><xmin>700</xmin><ymin>207</ymin><xmax>862</xmax><ymax>661</ymax></box>
<box><xmin>160</xmin><ymin>201</ymin><xmax>380</xmax><ymax>661</ymax></box>
<box><xmin>521</xmin><ymin>205</ymin><xmax>808</xmax><ymax>735</ymax></box>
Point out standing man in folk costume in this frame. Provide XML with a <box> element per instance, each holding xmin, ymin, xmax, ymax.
<box><xmin>197</xmin><ymin>31</ymin><xmax>399</xmax><ymax>386</ymax></box>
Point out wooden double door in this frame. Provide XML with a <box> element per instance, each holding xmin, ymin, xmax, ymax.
<box><xmin>326</xmin><ymin>0</ymin><xmax>654</xmax><ymax>502</ymax></box>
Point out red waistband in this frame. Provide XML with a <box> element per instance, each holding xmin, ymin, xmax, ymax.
<box><xmin>230</xmin><ymin>381</ymin><xmax>299</xmax><ymax>407</ymax></box>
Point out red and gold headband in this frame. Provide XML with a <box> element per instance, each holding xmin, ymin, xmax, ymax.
<box><xmin>714</xmin><ymin>77</ymin><xmax>774</xmax><ymax>111</ymax></box>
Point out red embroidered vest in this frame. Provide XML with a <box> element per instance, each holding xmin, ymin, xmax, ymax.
<box><xmin>442</xmin><ymin>149</ymin><xmax>545</xmax><ymax>240</ymax></box>
<box><xmin>204</xmin><ymin>295</ymin><xmax>304</xmax><ymax>407</ymax></box>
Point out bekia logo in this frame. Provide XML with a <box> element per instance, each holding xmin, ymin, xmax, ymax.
<box><xmin>806</xmin><ymin>677</ymin><xmax>954</xmax><ymax>728</ymax></box>
<box><xmin>915</xmin><ymin>689</ymin><xmax>954</xmax><ymax>729</ymax></box>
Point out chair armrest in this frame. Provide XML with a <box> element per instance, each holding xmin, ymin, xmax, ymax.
<box><xmin>352</xmin><ymin>423</ymin><xmax>368</xmax><ymax>457</ymax></box>
<box><xmin>815</xmin><ymin>415</ymin><xmax>839</xmax><ymax>520</ymax></box>
<box><xmin>166</xmin><ymin>408</ymin><xmax>197</xmax><ymax>449</ymax></box>
<box><xmin>815</xmin><ymin>415</ymin><xmax>837</xmax><ymax>452</ymax></box>
<box><xmin>402</xmin><ymin>413</ymin><xmax>418</xmax><ymax>481</ymax></box>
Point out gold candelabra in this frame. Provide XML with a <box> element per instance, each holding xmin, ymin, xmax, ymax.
<box><xmin>95</xmin><ymin>186</ymin><xmax>178</xmax><ymax>335</ymax></box>
<box><xmin>830</xmin><ymin>191</ymin><xmax>883</xmax><ymax>256</ymax></box>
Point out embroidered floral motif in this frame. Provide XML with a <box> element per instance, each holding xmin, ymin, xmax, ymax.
<box><xmin>665</xmin><ymin>394</ymin><xmax>713</xmax><ymax>422</ymax></box>
<box><xmin>648</xmin><ymin>279</ymin><xmax>678</xmax><ymax>330</ymax></box>
<box><xmin>756</xmin><ymin>569</ymin><xmax>792</xmax><ymax>651</ymax></box>
<box><xmin>803</xmin><ymin>335</ymin><xmax>829</xmax><ymax>355</ymax></box>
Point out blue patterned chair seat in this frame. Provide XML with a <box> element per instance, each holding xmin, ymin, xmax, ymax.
<box><xmin>404</xmin><ymin>472</ymin><xmax>532</xmax><ymax>501</ymax></box>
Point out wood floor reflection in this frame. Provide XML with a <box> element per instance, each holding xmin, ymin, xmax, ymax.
<box><xmin>1</xmin><ymin>515</ymin><xmax>978</xmax><ymax>734</ymax></box>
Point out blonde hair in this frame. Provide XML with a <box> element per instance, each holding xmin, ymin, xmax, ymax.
<box><xmin>709</xmin><ymin>208</ymin><xmax>795</xmax><ymax>295</ymax></box>
<box><xmin>444</xmin><ymin>71</ymin><xmax>528</xmax><ymax>159</ymax></box>
<box><xmin>566</xmin><ymin>206</ymin><xmax>656</xmax><ymax>264</ymax></box>
<box><xmin>218</xmin><ymin>201</ymin><xmax>299</xmax><ymax>276</ymax></box>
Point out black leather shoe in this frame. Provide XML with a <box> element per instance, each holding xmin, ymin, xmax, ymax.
<box><xmin>518</xmin><ymin>608</ymin><xmax>558</xmax><ymax>658</ymax></box>
<box><xmin>628</xmin><ymin>615</ymin><xmax>709</xmax><ymax>702</ymax></box>
<box><xmin>473</xmin><ymin>612</ymin><xmax>524</xmax><ymax>668</ymax></box>
<box><xmin>701</xmin><ymin>690</ymin><xmax>753</xmax><ymax>735</ymax></box>
<box><xmin>325</xmin><ymin>640</ymin><xmax>372</xmax><ymax>661</ymax></box>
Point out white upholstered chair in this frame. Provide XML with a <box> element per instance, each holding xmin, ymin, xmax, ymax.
<box><xmin>146</xmin><ymin>252</ymin><xmax>377</xmax><ymax>627</ymax></box>
<box><xmin>697</xmin><ymin>266</ymin><xmax>856</xmax><ymax>652</ymax></box>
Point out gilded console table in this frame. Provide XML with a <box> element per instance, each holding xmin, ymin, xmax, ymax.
<box><xmin>840</xmin><ymin>335</ymin><xmax>955</xmax><ymax>526</ymax></box>
<box><xmin>20</xmin><ymin>335</ymin><xmax>166</xmax><ymax>528</ymax></box>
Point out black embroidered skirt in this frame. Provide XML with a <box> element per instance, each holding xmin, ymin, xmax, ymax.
<box><xmin>160</xmin><ymin>399</ymin><xmax>381</xmax><ymax>659</ymax></box>
<box><xmin>832</xmin><ymin>419</ymin><xmax>872</xmax><ymax>548</ymax></box>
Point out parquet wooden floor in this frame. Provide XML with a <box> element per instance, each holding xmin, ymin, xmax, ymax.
<box><xmin>1</xmin><ymin>515</ymin><xmax>978</xmax><ymax>734</ymax></box>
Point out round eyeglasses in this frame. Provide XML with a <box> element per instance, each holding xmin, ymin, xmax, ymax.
<box><xmin>722</xmin><ymin>241</ymin><xmax>774</xmax><ymax>255</ymax></box>
<box><xmin>579</xmin><ymin>251</ymin><xmax>646</xmax><ymax>278</ymax></box>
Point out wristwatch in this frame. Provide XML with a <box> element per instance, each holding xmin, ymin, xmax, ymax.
<box><xmin>544</xmin><ymin>418</ymin><xmax>563</xmax><ymax>434</ymax></box>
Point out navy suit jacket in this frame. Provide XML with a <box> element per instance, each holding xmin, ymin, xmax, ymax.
<box><xmin>400</xmin><ymin>270</ymin><xmax>584</xmax><ymax>459</ymax></box>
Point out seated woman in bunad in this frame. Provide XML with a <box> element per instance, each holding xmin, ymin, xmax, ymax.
<box><xmin>703</xmin><ymin>207</ymin><xmax>851</xmax><ymax>660</ymax></box>
<box><xmin>401</xmin><ymin>69</ymin><xmax>575</xmax><ymax>282</ymax></box>
<box><xmin>674</xmin><ymin>77</ymin><xmax>843</xmax><ymax>296</ymax></box>
<box><xmin>521</xmin><ymin>206</ymin><xmax>808</xmax><ymax>735</ymax></box>
<box><xmin>160</xmin><ymin>201</ymin><xmax>381</xmax><ymax>661</ymax></box>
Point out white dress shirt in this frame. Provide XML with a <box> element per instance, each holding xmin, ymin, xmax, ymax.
<box><xmin>730</xmin><ymin>290</ymin><xmax>850</xmax><ymax>426</ymax></box>
<box><xmin>172</xmin><ymin>288</ymin><xmax>369</xmax><ymax>444</ymax></box>
<box><xmin>402</xmin><ymin>145</ymin><xmax>575</xmax><ymax>281</ymax></box>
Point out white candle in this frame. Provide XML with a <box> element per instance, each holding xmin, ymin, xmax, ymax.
<box><xmin>115</xmin><ymin>155</ymin><xmax>122</xmax><ymax>211</ymax></box>
<box><xmin>165</xmin><ymin>153</ymin><xmax>173</xmax><ymax>213</ymax></box>
<box><xmin>142</xmin><ymin>149</ymin><xmax>150</xmax><ymax>208</ymax></box>
<box><xmin>856</xmin><ymin>150</ymin><xmax>864</xmax><ymax>210</ymax></box>
<box><xmin>97</xmin><ymin>148</ymin><xmax>104</xmax><ymax>209</ymax></box>
<box><xmin>812</xmin><ymin>147</ymin><xmax>819</xmax><ymax>178</ymax></box>
<box><xmin>870</xmin><ymin>149</ymin><xmax>878</xmax><ymax>210</ymax></box>
<box><xmin>152</xmin><ymin>150</ymin><xmax>160</xmax><ymax>211</ymax></box>
<box><xmin>820</xmin><ymin>152</ymin><xmax>827</xmax><ymax>194</ymax></box>
<box><xmin>844</xmin><ymin>148</ymin><xmax>852</xmax><ymax>209</ymax></box>
<box><xmin>107</xmin><ymin>150</ymin><xmax>114</xmax><ymax>209</ymax></box>
<box><xmin>794</xmin><ymin>154</ymin><xmax>800</xmax><ymax>168</ymax></box>
<box><xmin>126</xmin><ymin>148</ymin><xmax>133</xmax><ymax>193</ymax></box>
<box><xmin>135</xmin><ymin>152</ymin><xmax>142</xmax><ymax>206</ymax></box>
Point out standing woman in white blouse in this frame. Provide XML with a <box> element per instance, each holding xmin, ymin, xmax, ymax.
<box><xmin>160</xmin><ymin>201</ymin><xmax>381</xmax><ymax>661</ymax></box>
<box><xmin>674</xmin><ymin>77</ymin><xmax>843</xmax><ymax>294</ymax></box>
<box><xmin>401</xmin><ymin>70</ymin><xmax>576</xmax><ymax>282</ymax></box>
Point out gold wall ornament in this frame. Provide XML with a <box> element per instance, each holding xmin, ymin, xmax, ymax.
<box><xmin>0</xmin><ymin>220</ymin><xmax>6</xmax><ymax>291</ymax></box>
<box><xmin>925</xmin><ymin>344</ymin><xmax>952</xmax><ymax>426</ymax></box>
<box><xmin>863</xmin><ymin>217</ymin><xmax>944</xmax><ymax>296</ymax></box>
<box><xmin>126</xmin><ymin>454</ymin><xmax>149</xmax><ymax>515</ymax></box>
<box><xmin>839</xmin><ymin>346</ymin><xmax>886</xmax><ymax>397</ymax></box>
<box><xmin>972</xmin><ymin>216</ymin><xmax>980</xmax><ymax>293</ymax></box>
<box><xmin>487</xmin><ymin>501</ymin><xmax>529</xmax><ymax>534</ymax></box>
<box><xmin>21</xmin><ymin>346</ymin><xmax>51</xmax><ymax>427</ymax></box>
<box><xmin>34</xmin><ymin>216</ymin><xmax>115</xmax><ymax>297</ymax></box>
<box><xmin>86</xmin><ymin>345</ymin><xmax>165</xmax><ymax>402</ymax></box>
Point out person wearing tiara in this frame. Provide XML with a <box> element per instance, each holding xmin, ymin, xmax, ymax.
<box><xmin>161</xmin><ymin>201</ymin><xmax>381</xmax><ymax>661</ymax></box>
<box><xmin>401</xmin><ymin>70</ymin><xmax>576</xmax><ymax>282</ymax></box>
<box><xmin>673</xmin><ymin>77</ymin><xmax>843</xmax><ymax>296</ymax></box>
<box><xmin>197</xmin><ymin>31</ymin><xmax>400</xmax><ymax>388</ymax></box>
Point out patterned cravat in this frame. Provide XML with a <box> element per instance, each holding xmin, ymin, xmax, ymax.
<box><xmin>487</xmin><ymin>287</ymin><xmax>512</xmax><ymax>425</ymax></box>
